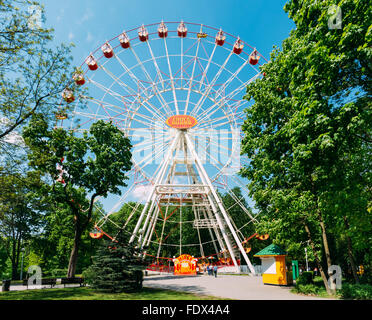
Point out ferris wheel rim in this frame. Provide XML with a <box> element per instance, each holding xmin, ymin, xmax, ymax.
<box><xmin>60</xmin><ymin>29</ymin><xmax>263</xmax><ymax>182</ymax></box>
<box><xmin>74</xmin><ymin>21</ymin><xmax>268</xmax><ymax>71</ymax></box>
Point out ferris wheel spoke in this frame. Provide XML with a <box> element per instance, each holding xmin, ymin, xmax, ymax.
<box><xmin>213</xmin><ymin>57</ymin><xmax>250</xmax><ymax>100</ymax></box>
<box><xmin>104</xmin><ymin>57</ymin><xmax>171</xmax><ymax>122</ymax></box>
<box><xmin>190</xmin><ymin>50</ymin><xmax>233</xmax><ymax>117</ymax></box>
<box><xmin>133</xmin><ymin>138</ymin><xmax>172</xmax><ymax>175</ymax></box>
<box><xmin>114</xmin><ymin>54</ymin><xmax>149</xmax><ymax>93</ymax></box>
<box><xmin>184</xmin><ymin>38</ymin><xmax>201</xmax><ymax>114</ymax></box>
<box><xmin>84</xmin><ymin>96</ymin><xmax>167</xmax><ymax>131</ymax></box>
<box><xmin>96</xmin><ymin>183</ymin><xmax>136</xmax><ymax>226</ymax></box>
<box><xmin>195</xmin><ymin>113</ymin><xmax>235</xmax><ymax>129</ymax></box>
<box><xmin>196</xmin><ymin>75</ymin><xmax>259</xmax><ymax>125</ymax></box>
<box><xmin>99</xmin><ymin>63</ymin><xmax>143</xmax><ymax>99</ymax></box>
<box><xmin>199</xmin><ymin>118</ymin><xmax>237</xmax><ymax>132</ymax></box>
<box><xmin>133</xmin><ymin>137</ymin><xmax>170</xmax><ymax>157</ymax></box>
<box><xmin>163</xmin><ymin>37</ymin><xmax>179</xmax><ymax>114</ymax></box>
<box><xmin>97</xmin><ymin>65</ymin><xmax>168</xmax><ymax>123</ymax></box>
<box><xmin>87</xmin><ymin>77</ymin><xmax>130</xmax><ymax>105</ymax></box>
<box><xmin>180</xmin><ymin>36</ymin><xmax>184</xmax><ymax>88</ymax></box>
<box><xmin>198</xmin><ymin>41</ymin><xmax>217</xmax><ymax>92</ymax></box>
<box><xmin>224</xmin><ymin>185</ymin><xmax>256</xmax><ymax>221</ymax></box>
<box><xmin>146</xmin><ymin>40</ymin><xmax>166</xmax><ymax>91</ymax></box>
<box><xmin>130</xmin><ymin>47</ymin><xmax>174</xmax><ymax>116</ymax></box>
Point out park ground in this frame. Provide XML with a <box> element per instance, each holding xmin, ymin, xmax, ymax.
<box><xmin>0</xmin><ymin>274</ymin><xmax>334</xmax><ymax>300</ymax></box>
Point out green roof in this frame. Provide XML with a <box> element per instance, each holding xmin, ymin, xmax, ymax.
<box><xmin>254</xmin><ymin>244</ymin><xmax>287</xmax><ymax>256</ymax></box>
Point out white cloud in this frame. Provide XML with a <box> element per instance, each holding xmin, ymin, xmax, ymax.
<box><xmin>0</xmin><ymin>117</ymin><xmax>25</xmax><ymax>147</ymax></box>
<box><xmin>78</xmin><ymin>8</ymin><xmax>94</xmax><ymax>25</ymax></box>
<box><xmin>86</xmin><ymin>31</ymin><xmax>93</xmax><ymax>43</ymax></box>
<box><xmin>56</xmin><ymin>8</ymin><xmax>65</xmax><ymax>22</ymax></box>
<box><xmin>131</xmin><ymin>185</ymin><xmax>153</xmax><ymax>202</ymax></box>
<box><xmin>68</xmin><ymin>32</ymin><xmax>75</xmax><ymax>40</ymax></box>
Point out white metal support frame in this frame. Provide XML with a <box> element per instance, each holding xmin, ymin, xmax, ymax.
<box><xmin>129</xmin><ymin>128</ymin><xmax>255</xmax><ymax>274</ymax></box>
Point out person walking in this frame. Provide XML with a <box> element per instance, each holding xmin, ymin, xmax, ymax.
<box><xmin>213</xmin><ymin>264</ymin><xmax>218</xmax><ymax>278</ymax></box>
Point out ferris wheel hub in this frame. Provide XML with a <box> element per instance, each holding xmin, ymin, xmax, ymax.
<box><xmin>165</xmin><ymin>115</ymin><xmax>198</xmax><ymax>130</ymax></box>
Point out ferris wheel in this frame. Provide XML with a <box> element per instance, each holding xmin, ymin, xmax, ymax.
<box><xmin>58</xmin><ymin>21</ymin><xmax>267</xmax><ymax>273</ymax></box>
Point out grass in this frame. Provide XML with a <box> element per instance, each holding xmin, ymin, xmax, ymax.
<box><xmin>290</xmin><ymin>276</ymin><xmax>340</xmax><ymax>299</ymax></box>
<box><xmin>0</xmin><ymin>286</ymin><xmax>226</xmax><ymax>300</ymax></box>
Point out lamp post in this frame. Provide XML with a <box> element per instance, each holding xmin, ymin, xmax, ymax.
<box><xmin>305</xmin><ymin>247</ymin><xmax>309</xmax><ymax>272</ymax></box>
<box><xmin>20</xmin><ymin>247</ymin><xmax>25</xmax><ymax>280</ymax></box>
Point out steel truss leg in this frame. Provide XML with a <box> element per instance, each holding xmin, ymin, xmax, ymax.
<box><xmin>184</xmin><ymin>132</ymin><xmax>255</xmax><ymax>274</ymax></box>
<box><xmin>129</xmin><ymin>131</ymin><xmax>181</xmax><ymax>244</ymax></box>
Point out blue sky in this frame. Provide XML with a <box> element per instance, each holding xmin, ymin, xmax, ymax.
<box><xmin>41</xmin><ymin>0</ymin><xmax>294</xmax><ymax>65</ymax></box>
<box><xmin>38</xmin><ymin>0</ymin><xmax>295</xmax><ymax>214</ymax></box>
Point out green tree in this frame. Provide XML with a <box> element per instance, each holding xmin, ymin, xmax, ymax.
<box><xmin>241</xmin><ymin>0</ymin><xmax>371</xmax><ymax>294</ymax></box>
<box><xmin>23</xmin><ymin>115</ymin><xmax>133</xmax><ymax>277</ymax></box>
<box><xmin>84</xmin><ymin>232</ymin><xmax>146</xmax><ymax>293</ymax></box>
<box><xmin>0</xmin><ymin>172</ymin><xmax>44</xmax><ymax>279</ymax></box>
<box><xmin>0</xmin><ymin>0</ymin><xmax>79</xmax><ymax>147</ymax></box>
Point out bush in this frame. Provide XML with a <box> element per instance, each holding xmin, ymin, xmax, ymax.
<box><xmin>85</xmin><ymin>233</ymin><xmax>146</xmax><ymax>293</ymax></box>
<box><xmin>341</xmin><ymin>283</ymin><xmax>372</xmax><ymax>300</ymax></box>
<box><xmin>294</xmin><ymin>284</ymin><xmax>320</xmax><ymax>295</ymax></box>
<box><xmin>50</xmin><ymin>269</ymin><xmax>68</xmax><ymax>278</ymax></box>
<box><xmin>296</xmin><ymin>271</ymin><xmax>314</xmax><ymax>286</ymax></box>
<box><xmin>82</xmin><ymin>268</ymin><xmax>95</xmax><ymax>285</ymax></box>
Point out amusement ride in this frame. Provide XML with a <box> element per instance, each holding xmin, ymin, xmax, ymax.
<box><xmin>56</xmin><ymin>21</ymin><xmax>269</xmax><ymax>274</ymax></box>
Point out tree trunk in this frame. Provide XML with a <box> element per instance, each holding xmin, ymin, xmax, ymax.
<box><xmin>11</xmin><ymin>263</ymin><xmax>18</xmax><ymax>280</ymax></box>
<box><xmin>66</xmin><ymin>194</ymin><xmax>97</xmax><ymax>278</ymax></box>
<box><xmin>318</xmin><ymin>211</ymin><xmax>332</xmax><ymax>270</ymax></box>
<box><xmin>303</xmin><ymin>220</ymin><xmax>333</xmax><ymax>295</ymax></box>
<box><xmin>317</xmin><ymin>210</ymin><xmax>335</xmax><ymax>293</ymax></box>
<box><xmin>67</xmin><ymin>227</ymin><xmax>82</xmax><ymax>278</ymax></box>
<box><xmin>343</xmin><ymin>216</ymin><xmax>359</xmax><ymax>284</ymax></box>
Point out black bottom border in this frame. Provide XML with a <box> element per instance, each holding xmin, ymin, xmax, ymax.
<box><xmin>1</xmin><ymin>299</ymin><xmax>371</xmax><ymax>318</ymax></box>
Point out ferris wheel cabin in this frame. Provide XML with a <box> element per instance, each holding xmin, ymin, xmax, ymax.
<box><xmin>102</xmin><ymin>42</ymin><xmax>114</xmax><ymax>58</ymax></box>
<box><xmin>233</xmin><ymin>38</ymin><xmax>244</xmax><ymax>55</ymax></box>
<box><xmin>177</xmin><ymin>21</ymin><xmax>187</xmax><ymax>37</ymax></box>
<box><xmin>249</xmin><ymin>49</ymin><xmax>260</xmax><ymax>65</ymax></box>
<box><xmin>158</xmin><ymin>22</ymin><xmax>168</xmax><ymax>38</ymax></box>
<box><xmin>86</xmin><ymin>55</ymin><xmax>98</xmax><ymax>71</ymax></box>
<box><xmin>62</xmin><ymin>88</ymin><xmax>75</xmax><ymax>103</ymax></box>
<box><xmin>215</xmin><ymin>29</ymin><xmax>226</xmax><ymax>46</ymax></box>
<box><xmin>119</xmin><ymin>31</ymin><xmax>130</xmax><ymax>49</ymax></box>
<box><xmin>73</xmin><ymin>72</ymin><xmax>85</xmax><ymax>86</ymax></box>
<box><xmin>138</xmin><ymin>25</ymin><xmax>149</xmax><ymax>42</ymax></box>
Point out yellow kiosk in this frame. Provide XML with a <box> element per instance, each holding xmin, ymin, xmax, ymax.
<box><xmin>254</xmin><ymin>244</ymin><xmax>292</xmax><ymax>286</ymax></box>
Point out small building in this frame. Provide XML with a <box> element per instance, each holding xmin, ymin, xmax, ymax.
<box><xmin>254</xmin><ymin>244</ymin><xmax>292</xmax><ymax>286</ymax></box>
<box><xmin>173</xmin><ymin>254</ymin><xmax>198</xmax><ymax>275</ymax></box>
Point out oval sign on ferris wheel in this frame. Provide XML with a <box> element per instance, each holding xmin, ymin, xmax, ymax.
<box><xmin>166</xmin><ymin>115</ymin><xmax>197</xmax><ymax>129</ymax></box>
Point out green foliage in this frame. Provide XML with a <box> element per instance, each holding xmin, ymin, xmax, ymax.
<box><xmin>84</xmin><ymin>233</ymin><xmax>146</xmax><ymax>293</ymax></box>
<box><xmin>0</xmin><ymin>172</ymin><xmax>45</xmax><ymax>279</ymax></box>
<box><xmin>0</xmin><ymin>0</ymin><xmax>79</xmax><ymax>144</ymax></box>
<box><xmin>241</xmin><ymin>0</ymin><xmax>372</xmax><ymax>292</ymax></box>
<box><xmin>48</xmin><ymin>269</ymin><xmax>68</xmax><ymax>278</ymax></box>
<box><xmin>293</xmin><ymin>284</ymin><xmax>321</xmax><ymax>296</ymax></box>
<box><xmin>22</xmin><ymin>115</ymin><xmax>133</xmax><ymax>277</ymax></box>
<box><xmin>296</xmin><ymin>271</ymin><xmax>314</xmax><ymax>286</ymax></box>
<box><xmin>341</xmin><ymin>283</ymin><xmax>372</xmax><ymax>300</ymax></box>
